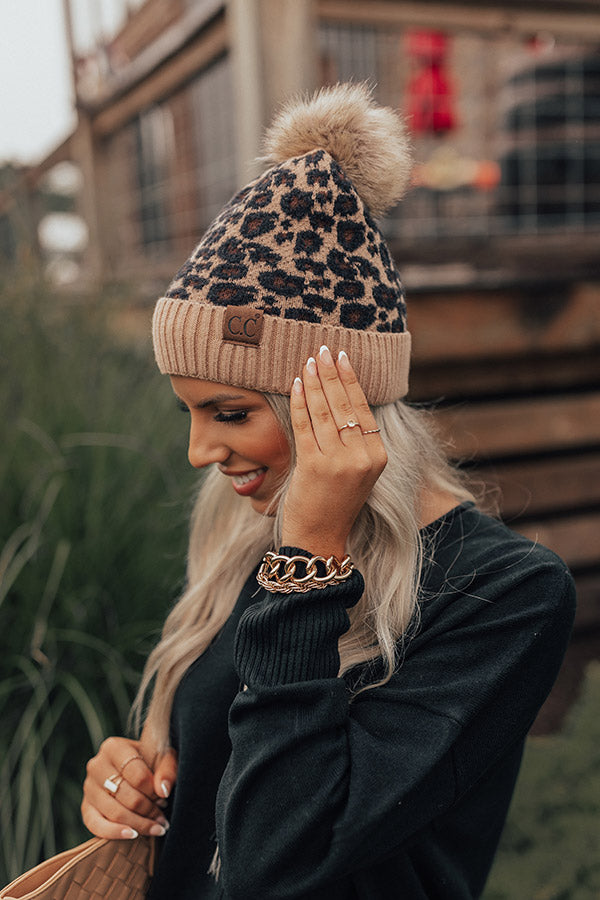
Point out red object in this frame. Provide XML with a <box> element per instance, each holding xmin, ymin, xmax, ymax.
<box><xmin>407</xmin><ymin>30</ymin><xmax>448</xmax><ymax>61</ymax></box>
<box><xmin>406</xmin><ymin>30</ymin><xmax>456</xmax><ymax>135</ymax></box>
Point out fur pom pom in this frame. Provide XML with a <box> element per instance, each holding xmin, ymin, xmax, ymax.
<box><xmin>262</xmin><ymin>82</ymin><xmax>412</xmax><ymax>218</ymax></box>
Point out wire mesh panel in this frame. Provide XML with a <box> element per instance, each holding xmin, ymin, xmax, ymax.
<box><xmin>102</xmin><ymin>54</ymin><xmax>236</xmax><ymax>276</ymax></box>
<box><xmin>319</xmin><ymin>22</ymin><xmax>600</xmax><ymax>245</ymax></box>
<box><xmin>135</xmin><ymin>105</ymin><xmax>174</xmax><ymax>253</ymax></box>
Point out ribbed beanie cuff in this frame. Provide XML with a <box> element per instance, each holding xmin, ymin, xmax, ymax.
<box><xmin>153</xmin><ymin>298</ymin><xmax>410</xmax><ymax>404</ymax></box>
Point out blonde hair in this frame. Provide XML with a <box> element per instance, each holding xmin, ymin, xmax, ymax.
<box><xmin>132</xmin><ymin>397</ymin><xmax>473</xmax><ymax>750</ymax></box>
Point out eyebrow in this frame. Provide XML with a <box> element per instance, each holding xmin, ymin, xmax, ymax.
<box><xmin>175</xmin><ymin>392</ymin><xmax>246</xmax><ymax>409</ymax></box>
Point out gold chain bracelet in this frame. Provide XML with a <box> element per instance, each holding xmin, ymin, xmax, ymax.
<box><xmin>257</xmin><ymin>551</ymin><xmax>354</xmax><ymax>594</ymax></box>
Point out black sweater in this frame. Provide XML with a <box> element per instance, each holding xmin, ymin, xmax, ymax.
<box><xmin>147</xmin><ymin>503</ymin><xmax>576</xmax><ymax>899</ymax></box>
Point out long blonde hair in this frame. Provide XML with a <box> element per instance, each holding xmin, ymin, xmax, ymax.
<box><xmin>132</xmin><ymin>397</ymin><xmax>473</xmax><ymax>750</ymax></box>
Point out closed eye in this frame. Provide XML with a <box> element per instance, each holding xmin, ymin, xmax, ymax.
<box><xmin>215</xmin><ymin>410</ymin><xmax>248</xmax><ymax>424</ymax></box>
<box><xmin>174</xmin><ymin>396</ymin><xmax>248</xmax><ymax>424</ymax></box>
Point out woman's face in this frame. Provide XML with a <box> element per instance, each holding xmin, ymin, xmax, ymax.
<box><xmin>170</xmin><ymin>375</ymin><xmax>291</xmax><ymax>515</ymax></box>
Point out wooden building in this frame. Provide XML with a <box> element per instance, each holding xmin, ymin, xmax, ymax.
<box><xmin>42</xmin><ymin>0</ymin><xmax>600</xmax><ymax>707</ymax></box>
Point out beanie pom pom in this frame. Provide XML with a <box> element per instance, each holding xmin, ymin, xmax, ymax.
<box><xmin>262</xmin><ymin>82</ymin><xmax>412</xmax><ymax>218</ymax></box>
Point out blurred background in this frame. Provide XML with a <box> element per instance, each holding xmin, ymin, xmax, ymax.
<box><xmin>1</xmin><ymin>0</ymin><xmax>599</xmax><ymax>896</ymax></box>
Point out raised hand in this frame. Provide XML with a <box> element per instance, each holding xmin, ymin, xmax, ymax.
<box><xmin>282</xmin><ymin>346</ymin><xmax>387</xmax><ymax>559</ymax></box>
<box><xmin>81</xmin><ymin>736</ymin><xmax>177</xmax><ymax>839</ymax></box>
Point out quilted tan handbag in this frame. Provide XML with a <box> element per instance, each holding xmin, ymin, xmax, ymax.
<box><xmin>0</xmin><ymin>835</ymin><xmax>155</xmax><ymax>900</ymax></box>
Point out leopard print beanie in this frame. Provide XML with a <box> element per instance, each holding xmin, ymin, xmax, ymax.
<box><xmin>152</xmin><ymin>83</ymin><xmax>413</xmax><ymax>405</ymax></box>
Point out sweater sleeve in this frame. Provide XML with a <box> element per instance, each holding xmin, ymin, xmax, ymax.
<box><xmin>215</xmin><ymin>541</ymin><xmax>575</xmax><ymax>899</ymax></box>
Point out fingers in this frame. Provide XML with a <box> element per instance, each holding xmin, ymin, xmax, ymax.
<box><xmin>301</xmin><ymin>353</ymin><xmax>343</xmax><ymax>451</ymax></box>
<box><xmin>292</xmin><ymin>346</ymin><xmax>379</xmax><ymax>445</ymax></box>
<box><xmin>291</xmin><ymin>348</ymin><xmax>358</xmax><ymax>454</ymax></box>
<box><xmin>81</xmin><ymin>800</ymin><xmax>141</xmax><ymax>841</ymax></box>
<box><xmin>153</xmin><ymin>748</ymin><xmax>178</xmax><ymax>801</ymax></box>
<box><xmin>89</xmin><ymin>738</ymin><xmax>155</xmax><ymax>800</ymax></box>
<box><xmin>335</xmin><ymin>351</ymin><xmax>379</xmax><ymax>434</ymax></box>
<box><xmin>83</xmin><ymin>772</ymin><xmax>169</xmax><ymax>834</ymax></box>
<box><xmin>82</xmin><ymin>761</ymin><xmax>170</xmax><ymax>838</ymax></box>
<box><xmin>118</xmin><ymin>754</ymin><xmax>156</xmax><ymax>798</ymax></box>
<box><xmin>313</xmin><ymin>346</ymin><xmax>361</xmax><ymax>436</ymax></box>
<box><xmin>289</xmin><ymin>346</ymin><xmax>387</xmax><ymax>483</ymax></box>
<box><xmin>81</xmin><ymin>784</ymin><xmax>169</xmax><ymax>838</ymax></box>
<box><xmin>82</xmin><ymin>737</ymin><xmax>170</xmax><ymax>839</ymax></box>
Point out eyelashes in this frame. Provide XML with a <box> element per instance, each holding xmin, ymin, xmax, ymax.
<box><xmin>214</xmin><ymin>411</ymin><xmax>248</xmax><ymax>425</ymax></box>
<box><xmin>175</xmin><ymin>400</ymin><xmax>248</xmax><ymax>425</ymax></box>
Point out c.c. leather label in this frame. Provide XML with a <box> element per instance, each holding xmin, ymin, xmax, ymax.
<box><xmin>223</xmin><ymin>306</ymin><xmax>264</xmax><ymax>346</ymax></box>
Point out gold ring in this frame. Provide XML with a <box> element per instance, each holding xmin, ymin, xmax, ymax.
<box><xmin>119</xmin><ymin>754</ymin><xmax>144</xmax><ymax>775</ymax></box>
<box><xmin>361</xmin><ymin>428</ymin><xmax>381</xmax><ymax>435</ymax></box>
<box><xmin>103</xmin><ymin>773</ymin><xmax>124</xmax><ymax>796</ymax></box>
<box><xmin>338</xmin><ymin>419</ymin><xmax>359</xmax><ymax>432</ymax></box>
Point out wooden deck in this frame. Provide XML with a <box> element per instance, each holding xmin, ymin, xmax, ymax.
<box><xmin>409</xmin><ymin>281</ymin><xmax>600</xmax><ymax>637</ymax></box>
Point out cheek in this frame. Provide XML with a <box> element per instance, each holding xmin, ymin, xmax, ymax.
<box><xmin>264</xmin><ymin>427</ymin><xmax>291</xmax><ymax>473</ymax></box>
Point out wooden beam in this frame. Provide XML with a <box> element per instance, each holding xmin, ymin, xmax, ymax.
<box><xmin>317</xmin><ymin>0</ymin><xmax>600</xmax><ymax>40</ymax></box>
<box><xmin>227</xmin><ymin>0</ymin><xmax>265</xmax><ymax>185</ymax></box>
<box><xmin>92</xmin><ymin>16</ymin><xmax>228</xmax><ymax>137</ymax></box>
<box><xmin>111</xmin><ymin>0</ymin><xmax>184</xmax><ymax>61</ymax></box>
<box><xmin>227</xmin><ymin>0</ymin><xmax>318</xmax><ymax>186</ymax></box>
<box><xmin>435</xmin><ymin>391</ymin><xmax>600</xmax><ymax>459</ymax></box>
<box><xmin>410</xmin><ymin>351</ymin><xmax>600</xmax><ymax>403</ymax></box>
<box><xmin>473</xmin><ymin>453</ymin><xmax>600</xmax><ymax>519</ymax></box>
<box><xmin>409</xmin><ymin>285</ymin><xmax>600</xmax><ymax>365</ymax></box>
<box><xmin>572</xmin><ymin>574</ymin><xmax>600</xmax><ymax>631</ymax></box>
<box><xmin>72</xmin><ymin>115</ymin><xmax>106</xmax><ymax>282</ymax></box>
<box><xmin>259</xmin><ymin>0</ymin><xmax>318</xmax><ymax>119</ymax></box>
<box><xmin>515</xmin><ymin>511</ymin><xmax>600</xmax><ymax>570</ymax></box>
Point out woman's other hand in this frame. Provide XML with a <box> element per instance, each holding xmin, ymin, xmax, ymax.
<box><xmin>283</xmin><ymin>346</ymin><xmax>387</xmax><ymax>559</ymax></box>
<box><xmin>81</xmin><ymin>737</ymin><xmax>177</xmax><ymax>839</ymax></box>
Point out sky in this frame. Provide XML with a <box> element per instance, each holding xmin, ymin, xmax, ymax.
<box><xmin>0</xmin><ymin>0</ymin><xmax>75</xmax><ymax>165</ymax></box>
<box><xmin>0</xmin><ymin>0</ymin><xmax>133</xmax><ymax>167</ymax></box>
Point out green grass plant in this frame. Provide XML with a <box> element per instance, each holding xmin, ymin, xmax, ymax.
<box><xmin>0</xmin><ymin>272</ymin><xmax>196</xmax><ymax>883</ymax></box>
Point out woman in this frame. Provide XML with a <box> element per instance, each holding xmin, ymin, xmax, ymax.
<box><xmin>81</xmin><ymin>83</ymin><xmax>575</xmax><ymax>899</ymax></box>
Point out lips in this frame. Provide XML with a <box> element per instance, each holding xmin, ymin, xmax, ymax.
<box><xmin>225</xmin><ymin>467</ymin><xmax>268</xmax><ymax>496</ymax></box>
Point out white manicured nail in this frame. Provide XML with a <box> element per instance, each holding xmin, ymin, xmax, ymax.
<box><xmin>319</xmin><ymin>345</ymin><xmax>333</xmax><ymax>365</ymax></box>
<box><xmin>121</xmin><ymin>827</ymin><xmax>138</xmax><ymax>839</ymax></box>
<box><xmin>338</xmin><ymin>350</ymin><xmax>350</xmax><ymax>369</ymax></box>
<box><xmin>293</xmin><ymin>376</ymin><xmax>303</xmax><ymax>394</ymax></box>
<box><xmin>160</xmin><ymin>781</ymin><xmax>171</xmax><ymax>798</ymax></box>
<box><xmin>306</xmin><ymin>357</ymin><xmax>317</xmax><ymax>375</ymax></box>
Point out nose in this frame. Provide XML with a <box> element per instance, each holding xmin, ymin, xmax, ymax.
<box><xmin>187</xmin><ymin>416</ymin><xmax>230</xmax><ymax>470</ymax></box>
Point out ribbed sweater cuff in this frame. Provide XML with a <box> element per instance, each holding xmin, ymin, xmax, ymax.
<box><xmin>233</xmin><ymin>548</ymin><xmax>364</xmax><ymax>688</ymax></box>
